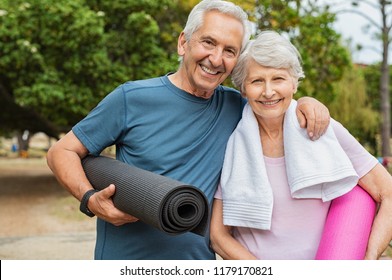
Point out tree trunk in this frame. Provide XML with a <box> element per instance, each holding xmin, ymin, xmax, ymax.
<box><xmin>380</xmin><ymin>60</ymin><xmax>391</xmax><ymax>156</ymax></box>
<box><xmin>380</xmin><ymin>1</ymin><xmax>391</xmax><ymax>157</ymax></box>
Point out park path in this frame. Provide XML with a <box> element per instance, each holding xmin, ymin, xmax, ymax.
<box><xmin>0</xmin><ymin>157</ymin><xmax>96</xmax><ymax>260</ymax></box>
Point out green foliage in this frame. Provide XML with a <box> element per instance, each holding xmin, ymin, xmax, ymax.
<box><xmin>362</xmin><ymin>63</ymin><xmax>382</xmax><ymax>112</ymax></box>
<box><xmin>0</xmin><ymin>0</ymin><xmax>181</xmax><ymax>135</ymax></box>
<box><xmin>0</xmin><ymin>0</ymin><xmax>386</xmax><ymax>151</ymax></box>
<box><xmin>1</xmin><ymin>0</ymin><xmax>111</xmax><ymax>130</ymax></box>
<box><xmin>329</xmin><ymin>66</ymin><xmax>379</xmax><ymax>154</ymax></box>
<box><xmin>294</xmin><ymin>11</ymin><xmax>351</xmax><ymax>103</ymax></box>
<box><xmin>85</xmin><ymin>0</ymin><xmax>179</xmax><ymax>80</ymax></box>
<box><xmin>249</xmin><ymin>0</ymin><xmax>301</xmax><ymax>31</ymax></box>
<box><xmin>361</xmin><ymin>63</ymin><xmax>392</xmax><ymax>155</ymax></box>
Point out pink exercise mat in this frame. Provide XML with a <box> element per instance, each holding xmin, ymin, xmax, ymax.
<box><xmin>315</xmin><ymin>185</ymin><xmax>377</xmax><ymax>260</ymax></box>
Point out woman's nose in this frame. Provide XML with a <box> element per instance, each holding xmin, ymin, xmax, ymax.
<box><xmin>262</xmin><ymin>84</ymin><xmax>275</xmax><ymax>98</ymax></box>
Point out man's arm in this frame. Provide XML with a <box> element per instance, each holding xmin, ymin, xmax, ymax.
<box><xmin>296</xmin><ymin>96</ymin><xmax>330</xmax><ymax>140</ymax></box>
<box><xmin>46</xmin><ymin>131</ymin><xmax>138</xmax><ymax>226</ymax></box>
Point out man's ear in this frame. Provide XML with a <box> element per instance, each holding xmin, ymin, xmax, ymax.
<box><xmin>293</xmin><ymin>80</ymin><xmax>298</xmax><ymax>94</ymax></box>
<box><xmin>177</xmin><ymin>32</ymin><xmax>187</xmax><ymax>56</ymax></box>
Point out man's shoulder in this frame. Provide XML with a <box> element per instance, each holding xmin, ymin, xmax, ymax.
<box><xmin>121</xmin><ymin>76</ymin><xmax>166</xmax><ymax>92</ymax></box>
<box><xmin>217</xmin><ymin>85</ymin><xmax>240</xmax><ymax>95</ymax></box>
<box><xmin>216</xmin><ymin>85</ymin><xmax>244</xmax><ymax>104</ymax></box>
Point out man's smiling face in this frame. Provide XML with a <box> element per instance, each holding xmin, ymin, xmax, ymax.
<box><xmin>177</xmin><ymin>10</ymin><xmax>244</xmax><ymax>98</ymax></box>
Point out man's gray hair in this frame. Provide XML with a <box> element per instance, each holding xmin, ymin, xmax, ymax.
<box><xmin>183</xmin><ymin>0</ymin><xmax>252</xmax><ymax>51</ymax></box>
<box><xmin>231</xmin><ymin>30</ymin><xmax>305</xmax><ymax>92</ymax></box>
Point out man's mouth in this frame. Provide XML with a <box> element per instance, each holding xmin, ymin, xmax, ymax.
<box><xmin>201</xmin><ymin>65</ymin><xmax>219</xmax><ymax>75</ymax></box>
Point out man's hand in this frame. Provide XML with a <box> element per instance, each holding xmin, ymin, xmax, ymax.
<box><xmin>296</xmin><ymin>96</ymin><xmax>330</xmax><ymax>140</ymax></box>
<box><xmin>88</xmin><ymin>184</ymin><xmax>139</xmax><ymax>226</ymax></box>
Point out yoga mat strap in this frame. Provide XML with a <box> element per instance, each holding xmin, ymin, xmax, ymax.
<box><xmin>81</xmin><ymin>155</ymin><xmax>209</xmax><ymax>236</ymax></box>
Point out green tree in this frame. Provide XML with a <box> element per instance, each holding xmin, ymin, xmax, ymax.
<box><xmin>0</xmin><ymin>0</ymin><xmax>379</xmax><ymax>157</ymax></box>
<box><xmin>294</xmin><ymin>10</ymin><xmax>351</xmax><ymax>104</ymax></box>
<box><xmin>0</xmin><ymin>0</ymin><xmax>111</xmax><ymax>133</ymax></box>
<box><xmin>329</xmin><ymin>66</ymin><xmax>379</xmax><ymax>154</ymax></box>
<box><xmin>85</xmin><ymin>0</ymin><xmax>179</xmax><ymax>80</ymax></box>
<box><xmin>358</xmin><ymin>0</ymin><xmax>391</xmax><ymax>157</ymax></box>
<box><xmin>329</xmin><ymin>0</ymin><xmax>392</xmax><ymax>156</ymax></box>
<box><xmin>363</xmin><ymin>64</ymin><xmax>382</xmax><ymax>113</ymax></box>
<box><xmin>153</xmin><ymin>0</ymin><xmax>198</xmax><ymax>56</ymax></box>
<box><xmin>0</xmin><ymin>0</ymin><xmax>181</xmax><ymax>144</ymax></box>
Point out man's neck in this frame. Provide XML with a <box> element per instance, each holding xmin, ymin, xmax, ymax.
<box><xmin>168</xmin><ymin>72</ymin><xmax>214</xmax><ymax>99</ymax></box>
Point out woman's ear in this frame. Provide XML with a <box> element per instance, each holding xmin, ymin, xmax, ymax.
<box><xmin>177</xmin><ymin>32</ymin><xmax>187</xmax><ymax>56</ymax></box>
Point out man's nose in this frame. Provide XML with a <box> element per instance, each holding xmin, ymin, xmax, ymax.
<box><xmin>209</xmin><ymin>48</ymin><xmax>224</xmax><ymax>67</ymax></box>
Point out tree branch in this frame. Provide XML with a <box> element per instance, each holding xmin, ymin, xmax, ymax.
<box><xmin>336</xmin><ymin>9</ymin><xmax>381</xmax><ymax>29</ymax></box>
<box><xmin>352</xmin><ymin>0</ymin><xmax>380</xmax><ymax>10</ymax></box>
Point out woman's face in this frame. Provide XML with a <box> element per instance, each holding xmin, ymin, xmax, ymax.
<box><xmin>243</xmin><ymin>59</ymin><xmax>297</xmax><ymax>123</ymax></box>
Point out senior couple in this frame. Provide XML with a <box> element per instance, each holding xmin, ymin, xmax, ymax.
<box><xmin>47</xmin><ymin>0</ymin><xmax>392</xmax><ymax>260</ymax></box>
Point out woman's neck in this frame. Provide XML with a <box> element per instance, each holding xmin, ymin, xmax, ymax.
<box><xmin>257</xmin><ymin>116</ymin><xmax>285</xmax><ymax>158</ymax></box>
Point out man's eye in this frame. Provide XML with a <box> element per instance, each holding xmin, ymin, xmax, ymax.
<box><xmin>225</xmin><ymin>49</ymin><xmax>236</xmax><ymax>57</ymax></box>
<box><xmin>201</xmin><ymin>40</ymin><xmax>214</xmax><ymax>48</ymax></box>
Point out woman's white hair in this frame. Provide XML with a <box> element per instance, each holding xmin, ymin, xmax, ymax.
<box><xmin>183</xmin><ymin>0</ymin><xmax>252</xmax><ymax>52</ymax></box>
<box><xmin>231</xmin><ymin>30</ymin><xmax>305</xmax><ymax>91</ymax></box>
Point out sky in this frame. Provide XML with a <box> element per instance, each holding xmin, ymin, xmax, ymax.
<box><xmin>323</xmin><ymin>0</ymin><xmax>385</xmax><ymax>64</ymax></box>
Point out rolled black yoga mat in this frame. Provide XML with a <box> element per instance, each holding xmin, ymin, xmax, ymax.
<box><xmin>81</xmin><ymin>155</ymin><xmax>209</xmax><ymax>236</ymax></box>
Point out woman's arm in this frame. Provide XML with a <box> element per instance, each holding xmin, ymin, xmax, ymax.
<box><xmin>331</xmin><ymin>120</ymin><xmax>392</xmax><ymax>259</ymax></box>
<box><xmin>358</xmin><ymin>163</ymin><xmax>392</xmax><ymax>259</ymax></box>
<box><xmin>210</xmin><ymin>199</ymin><xmax>258</xmax><ymax>260</ymax></box>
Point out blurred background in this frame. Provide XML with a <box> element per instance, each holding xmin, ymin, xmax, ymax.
<box><xmin>0</xmin><ymin>0</ymin><xmax>391</xmax><ymax>259</ymax></box>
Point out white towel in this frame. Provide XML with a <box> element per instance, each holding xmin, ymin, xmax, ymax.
<box><xmin>221</xmin><ymin>100</ymin><xmax>359</xmax><ymax>230</ymax></box>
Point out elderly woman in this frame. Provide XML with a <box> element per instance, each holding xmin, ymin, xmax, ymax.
<box><xmin>210</xmin><ymin>30</ymin><xmax>392</xmax><ymax>260</ymax></box>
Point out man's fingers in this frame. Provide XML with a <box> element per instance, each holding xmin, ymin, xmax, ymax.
<box><xmin>100</xmin><ymin>184</ymin><xmax>116</xmax><ymax>198</ymax></box>
<box><xmin>312</xmin><ymin>107</ymin><xmax>330</xmax><ymax>140</ymax></box>
<box><xmin>297</xmin><ymin>110</ymin><xmax>308</xmax><ymax>129</ymax></box>
<box><xmin>95</xmin><ymin>184</ymin><xmax>139</xmax><ymax>226</ymax></box>
<box><xmin>298</xmin><ymin>108</ymin><xmax>316</xmax><ymax>140</ymax></box>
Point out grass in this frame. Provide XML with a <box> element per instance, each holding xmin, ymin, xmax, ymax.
<box><xmin>387</xmin><ymin>243</ymin><xmax>392</xmax><ymax>258</ymax></box>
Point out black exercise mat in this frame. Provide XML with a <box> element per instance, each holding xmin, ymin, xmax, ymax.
<box><xmin>81</xmin><ymin>155</ymin><xmax>209</xmax><ymax>236</ymax></box>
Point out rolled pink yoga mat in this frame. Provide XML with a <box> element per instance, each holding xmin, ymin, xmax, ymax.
<box><xmin>315</xmin><ymin>185</ymin><xmax>377</xmax><ymax>260</ymax></box>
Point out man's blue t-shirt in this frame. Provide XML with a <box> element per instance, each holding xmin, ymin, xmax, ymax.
<box><xmin>73</xmin><ymin>75</ymin><xmax>245</xmax><ymax>260</ymax></box>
